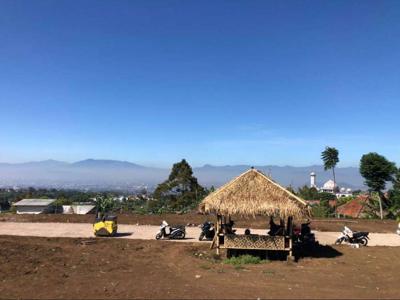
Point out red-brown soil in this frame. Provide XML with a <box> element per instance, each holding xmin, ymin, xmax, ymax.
<box><xmin>0</xmin><ymin>235</ymin><xmax>399</xmax><ymax>299</ymax></box>
<box><xmin>1</xmin><ymin>212</ymin><xmax>397</xmax><ymax>233</ymax></box>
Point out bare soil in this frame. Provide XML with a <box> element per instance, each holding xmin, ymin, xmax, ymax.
<box><xmin>1</xmin><ymin>212</ymin><xmax>397</xmax><ymax>233</ymax></box>
<box><xmin>0</xmin><ymin>235</ymin><xmax>399</xmax><ymax>299</ymax></box>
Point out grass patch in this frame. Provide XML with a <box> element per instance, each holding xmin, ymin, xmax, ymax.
<box><xmin>223</xmin><ymin>254</ymin><xmax>266</xmax><ymax>266</ymax></box>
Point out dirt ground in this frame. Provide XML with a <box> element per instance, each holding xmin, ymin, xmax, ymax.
<box><xmin>1</xmin><ymin>222</ymin><xmax>400</xmax><ymax>246</ymax></box>
<box><xmin>1</xmin><ymin>212</ymin><xmax>398</xmax><ymax>233</ymax></box>
<box><xmin>0</xmin><ymin>235</ymin><xmax>399</xmax><ymax>299</ymax></box>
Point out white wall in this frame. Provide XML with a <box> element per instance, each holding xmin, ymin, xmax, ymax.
<box><xmin>71</xmin><ymin>205</ymin><xmax>95</xmax><ymax>215</ymax></box>
<box><xmin>16</xmin><ymin>206</ymin><xmax>49</xmax><ymax>214</ymax></box>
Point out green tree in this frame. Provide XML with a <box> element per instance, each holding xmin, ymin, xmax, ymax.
<box><xmin>360</xmin><ymin>152</ymin><xmax>396</xmax><ymax>219</ymax></box>
<box><xmin>153</xmin><ymin>159</ymin><xmax>206</xmax><ymax>211</ymax></box>
<box><xmin>321</xmin><ymin>146</ymin><xmax>339</xmax><ymax>191</ymax></box>
<box><xmin>312</xmin><ymin>200</ymin><xmax>333</xmax><ymax>218</ymax></box>
<box><xmin>388</xmin><ymin>168</ymin><xmax>400</xmax><ymax>218</ymax></box>
<box><xmin>95</xmin><ymin>196</ymin><xmax>115</xmax><ymax>214</ymax></box>
<box><xmin>297</xmin><ymin>185</ymin><xmax>320</xmax><ymax>200</ymax></box>
<box><xmin>298</xmin><ymin>185</ymin><xmax>336</xmax><ymax>201</ymax></box>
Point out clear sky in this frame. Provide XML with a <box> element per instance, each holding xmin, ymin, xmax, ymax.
<box><xmin>0</xmin><ymin>0</ymin><xmax>399</xmax><ymax>167</ymax></box>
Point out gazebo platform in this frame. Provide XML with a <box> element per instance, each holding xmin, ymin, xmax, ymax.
<box><xmin>199</xmin><ymin>168</ymin><xmax>311</xmax><ymax>260</ymax></box>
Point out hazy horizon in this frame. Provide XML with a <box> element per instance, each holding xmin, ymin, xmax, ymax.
<box><xmin>0</xmin><ymin>158</ymin><xmax>365</xmax><ymax>190</ymax></box>
<box><xmin>0</xmin><ymin>158</ymin><xmax>363</xmax><ymax>169</ymax></box>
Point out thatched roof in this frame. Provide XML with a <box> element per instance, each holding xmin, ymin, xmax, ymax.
<box><xmin>199</xmin><ymin>168</ymin><xmax>311</xmax><ymax>219</ymax></box>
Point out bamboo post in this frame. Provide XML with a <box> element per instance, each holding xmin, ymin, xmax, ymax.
<box><xmin>216</xmin><ymin>214</ymin><xmax>221</xmax><ymax>255</ymax></box>
<box><xmin>287</xmin><ymin>216</ymin><xmax>294</xmax><ymax>261</ymax></box>
<box><xmin>288</xmin><ymin>237</ymin><xmax>293</xmax><ymax>260</ymax></box>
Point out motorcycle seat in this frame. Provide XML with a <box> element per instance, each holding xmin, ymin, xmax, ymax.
<box><xmin>171</xmin><ymin>225</ymin><xmax>185</xmax><ymax>231</ymax></box>
<box><xmin>353</xmin><ymin>231</ymin><xmax>368</xmax><ymax>238</ymax></box>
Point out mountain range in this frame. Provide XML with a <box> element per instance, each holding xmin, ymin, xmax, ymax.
<box><xmin>0</xmin><ymin>159</ymin><xmax>365</xmax><ymax>191</ymax></box>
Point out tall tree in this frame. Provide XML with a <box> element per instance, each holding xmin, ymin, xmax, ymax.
<box><xmin>153</xmin><ymin>159</ymin><xmax>206</xmax><ymax>211</ymax></box>
<box><xmin>360</xmin><ymin>153</ymin><xmax>396</xmax><ymax>219</ymax></box>
<box><xmin>388</xmin><ymin>168</ymin><xmax>400</xmax><ymax>218</ymax></box>
<box><xmin>321</xmin><ymin>146</ymin><xmax>340</xmax><ymax>191</ymax></box>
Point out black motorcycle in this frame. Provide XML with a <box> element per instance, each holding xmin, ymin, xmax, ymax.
<box><xmin>335</xmin><ymin>226</ymin><xmax>369</xmax><ymax>246</ymax></box>
<box><xmin>199</xmin><ymin>221</ymin><xmax>215</xmax><ymax>241</ymax></box>
<box><xmin>155</xmin><ymin>220</ymin><xmax>186</xmax><ymax>240</ymax></box>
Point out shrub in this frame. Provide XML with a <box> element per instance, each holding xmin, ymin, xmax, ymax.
<box><xmin>223</xmin><ymin>255</ymin><xmax>264</xmax><ymax>265</ymax></box>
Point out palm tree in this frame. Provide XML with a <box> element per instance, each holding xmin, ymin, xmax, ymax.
<box><xmin>321</xmin><ymin>146</ymin><xmax>339</xmax><ymax>191</ymax></box>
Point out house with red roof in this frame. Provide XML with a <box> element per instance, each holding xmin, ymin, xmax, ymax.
<box><xmin>337</xmin><ymin>194</ymin><xmax>369</xmax><ymax>218</ymax></box>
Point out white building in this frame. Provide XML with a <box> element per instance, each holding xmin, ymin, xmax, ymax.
<box><xmin>62</xmin><ymin>204</ymin><xmax>96</xmax><ymax>214</ymax></box>
<box><xmin>13</xmin><ymin>199</ymin><xmax>56</xmax><ymax>214</ymax></box>
<box><xmin>309</xmin><ymin>172</ymin><xmax>352</xmax><ymax>198</ymax></box>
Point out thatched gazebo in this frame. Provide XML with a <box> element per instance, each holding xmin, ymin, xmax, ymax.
<box><xmin>199</xmin><ymin>168</ymin><xmax>311</xmax><ymax>259</ymax></box>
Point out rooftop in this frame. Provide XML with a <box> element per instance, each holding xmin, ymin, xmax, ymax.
<box><xmin>13</xmin><ymin>199</ymin><xmax>56</xmax><ymax>207</ymax></box>
<box><xmin>337</xmin><ymin>195</ymin><xmax>369</xmax><ymax>218</ymax></box>
<box><xmin>199</xmin><ymin>168</ymin><xmax>310</xmax><ymax>219</ymax></box>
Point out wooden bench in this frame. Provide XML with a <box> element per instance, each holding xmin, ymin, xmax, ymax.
<box><xmin>221</xmin><ymin>234</ymin><xmax>291</xmax><ymax>251</ymax></box>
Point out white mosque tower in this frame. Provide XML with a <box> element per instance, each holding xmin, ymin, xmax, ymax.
<box><xmin>310</xmin><ymin>172</ymin><xmax>317</xmax><ymax>188</ymax></box>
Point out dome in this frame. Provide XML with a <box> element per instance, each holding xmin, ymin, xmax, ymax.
<box><xmin>323</xmin><ymin>180</ymin><xmax>335</xmax><ymax>190</ymax></box>
<box><xmin>310</xmin><ymin>172</ymin><xmax>316</xmax><ymax>176</ymax></box>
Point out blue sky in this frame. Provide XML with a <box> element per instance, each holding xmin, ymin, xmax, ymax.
<box><xmin>0</xmin><ymin>0</ymin><xmax>399</xmax><ymax>167</ymax></box>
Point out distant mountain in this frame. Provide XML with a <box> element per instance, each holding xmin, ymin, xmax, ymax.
<box><xmin>0</xmin><ymin>159</ymin><xmax>366</xmax><ymax>191</ymax></box>
<box><xmin>72</xmin><ymin>159</ymin><xmax>145</xmax><ymax>169</ymax></box>
<box><xmin>0</xmin><ymin>159</ymin><xmax>68</xmax><ymax>168</ymax></box>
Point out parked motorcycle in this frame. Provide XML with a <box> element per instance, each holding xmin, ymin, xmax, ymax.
<box><xmin>199</xmin><ymin>221</ymin><xmax>215</xmax><ymax>241</ymax></box>
<box><xmin>335</xmin><ymin>226</ymin><xmax>369</xmax><ymax>246</ymax></box>
<box><xmin>155</xmin><ymin>220</ymin><xmax>186</xmax><ymax>240</ymax></box>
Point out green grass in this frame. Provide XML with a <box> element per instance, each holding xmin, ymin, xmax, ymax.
<box><xmin>223</xmin><ymin>254</ymin><xmax>267</xmax><ymax>266</ymax></box>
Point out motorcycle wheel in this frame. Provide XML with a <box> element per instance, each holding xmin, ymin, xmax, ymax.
<box><xmin>178</xmin><ymin>232</ymin><xmax>185</xmax><ymax>239</ymax></box>
<box><xmin>155</xmin><ymin>233</ymin><xmax>162</xmax><ymax>240</ymax></box>
<box><xmin>359</xmin><ymin>237</ymin><xmax>368</xmax><ymax>246</ymax></box>
<box><xmin>335</xmin><ymin>238</ymin><xmax>343</xmax><ymax>245</ymax></box>
<box><xmin>198</xmin><ymin>232</ymin><xmax>205</xmax><ymax>241</ymax></box>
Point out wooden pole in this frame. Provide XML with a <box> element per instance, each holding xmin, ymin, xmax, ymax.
<box><xmin>216</xmin><ymin>214</ymin><xmax>221</xmax><ymax>255</ymax></box>
<box><xmin>287</xmin><ymin>216</ymin><xmax>294</xmax><ymax>261</ymax></box>
<box><xmin>288</xmin><ymin>237</ymin><xmax>293</xmax><ymax>260</ymax></box>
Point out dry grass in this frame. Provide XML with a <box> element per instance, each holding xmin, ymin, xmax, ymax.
<box><xmin>199</xmin><ymin>168</ymin><xmax>311</xmax><ymax>219</ymax></box>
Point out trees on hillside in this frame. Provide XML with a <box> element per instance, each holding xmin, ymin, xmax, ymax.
<box><xmin>388</xmin><ymin>168</ymin><xmax>400</xmax><ymax>218</ymax></box>
<box><xmin>297</xmin><ymin>185</ymin><xmax>336</xmax><ymax>201</ymax></box>
<box><xmin>360</xmin><ymin>152</ymin><xmax>396</xmax><ymax>219</ymax></box>
<box><xmin>153</xmin><ymin>159</ymin><xmax>206</xmax><ymax>212</ymax></box>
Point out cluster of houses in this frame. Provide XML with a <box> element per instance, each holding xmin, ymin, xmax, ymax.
<box><xmin>308</xmin><ymin>171</ymin><xmax>370</xmax><ymax>218</ymax></box>
<box><xmin>13</xmin><ymin>198</ymin><xmax>96</xmax><ymax>215</ymax></box>
<box><xmin>10</xmin><ymin>172</ymin><xmax>369</xmax><ymax>218</ymax></box>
